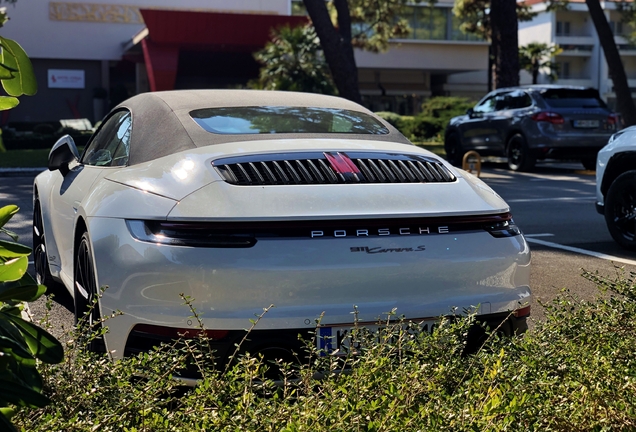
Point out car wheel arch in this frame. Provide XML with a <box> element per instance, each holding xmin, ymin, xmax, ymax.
<box><xmin>73</xmin><ymin>217</ymin><xmax>89</xmax><ymax>271</ymax></box>
<box><xmin>504</xmin><ymin>130</ymin><xmax>525</xmax><ymax>150</ymax></box>
<box><xmin>602</xmin><ymin>151</ymin><xmax>636</xmax><ymax>198</ymax></box>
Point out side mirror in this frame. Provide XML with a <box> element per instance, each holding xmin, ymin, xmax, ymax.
<box><xmin>466</xmin><ymin>108</ymin><xmax>475</xmax><ymax>118</ymax></box>
<box><xmin>48</xmin><ymin>134</ymin><xmax>79</xmax><ymax>176</ymax></box>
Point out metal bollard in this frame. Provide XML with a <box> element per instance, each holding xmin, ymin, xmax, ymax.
<box><xmin>462</xmin><ymin>150</ymin><xmax>481</xmax><ymax>177</ymax></box>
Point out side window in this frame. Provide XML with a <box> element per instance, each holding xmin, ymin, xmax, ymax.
<box><xmin>82</xmin><ymin>110</ymin><xmax>132</xmax><ymax>167</ymax></box>
<box><xmin>507</xmin><ymin>91</ymin><xmax>532</xmax><ymax>110</ymax></box>
<box><xmin>473</xmin><ymin>95</ymin><xmax>497</xmax><ymax>114</ymax></box>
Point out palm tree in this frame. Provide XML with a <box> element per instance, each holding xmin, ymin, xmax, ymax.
<box><xmin>519</xmin><ymin>42</ymin><xmax>563</xmax><ymax>84</ymax></box>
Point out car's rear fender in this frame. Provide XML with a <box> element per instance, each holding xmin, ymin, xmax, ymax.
<box><xmin>87</xmin><ymin>217</ymin><xmax>531</xmax><ymax>359</ymax></box>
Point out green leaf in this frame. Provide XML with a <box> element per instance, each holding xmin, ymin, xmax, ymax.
<box><xmin>0</xmin><ymin>257</ymin><xmax>27</xmax><ymax>283</ymax></box>
<box><xmin>0</xmin><ymin>240</ymin><xmax>31</xmax><ymax>258</ymax></box>
<box><xmin>0</xmin><ymin>377</ymin><xmax>50</xmax><ymax>408</ymax></box>
<box><xmin>0</xmin><ymin>37</ymin><xmax>36</xmax><ymax>96</ymax></box>
<box><xmin>0</xmin><ymin>335</ymin><xmax>35</xmax><ymax>362</ymax></box>
<box><xmin>0</xmin><ymin>410</ymin><xmax>17</xmax><ymax>432</ymax></box>
<box><xmin>0</xmin><ymin>229</ymin><xmax>18</xmax><ymax>242</ymax></box>
<box><xmin>0</xmin><ymin>283</ymin><xmax>46</xmax><ymax>303</ymax></box>
<box><xmin>0</xmin><ymin>96</ymin><xmax>18</xmax><ymax>110</ymax></box>
<box><xmin>5</xmin><ymin>314</ymin><xmax>63</xmax><ymax>364</ymax></box>
<box><xmin>0</xmin><ymin>206</ymin><xmax>18</xmax><ymax>230</ymax></box>
<box><xmin>0</xmin><ymin>63</ymin><xmax>14</xmax><ymax>80</ymax></box>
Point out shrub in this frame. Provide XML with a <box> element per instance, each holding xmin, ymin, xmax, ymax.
<box><xmin>12</xmin><ymin>267</ymin><xmax>636</xmax><ymax>430</ymax></box>
<box><xmin>376</xmin><ymin>97</ymin><xmax>475</xmax><ymax>141</ymax></box>
<box><xmin>374</xmin><ymin>111</ymin><xmax>415</xmax><ymax>138</ymax></box>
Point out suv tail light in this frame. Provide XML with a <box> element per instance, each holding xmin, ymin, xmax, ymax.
<box><xmin>607</xmin><ymin>114</ymin><xmax>619</xmax><ymax>130</ymax></box>
<box><xmin>531</xmin><ymin>111</ymin><xmax>565</xmax><ymax>124</ymax></box>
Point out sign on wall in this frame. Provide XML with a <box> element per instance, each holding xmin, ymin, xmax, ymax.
<box><xmin>48</xmin><ymin>69</ymin><xmax>85</xmax><ymax>89</ymax></box>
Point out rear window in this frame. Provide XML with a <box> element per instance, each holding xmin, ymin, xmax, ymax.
<box><xmin>190</xmin><ymin>106</ymin><xmax>389</xmax><ymax>135</ymax></box>
<box><xmin>540</xmin><ymin>88</ymin><xmax>607</xmax><ymax>108</ymax></box>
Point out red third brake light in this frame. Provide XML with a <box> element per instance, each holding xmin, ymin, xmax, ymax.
<box><xmin>531</xmin><ymin>111</ymin><xmax>565</xmax><ymax>124</ymax></box>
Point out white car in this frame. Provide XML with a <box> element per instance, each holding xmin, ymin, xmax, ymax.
<box><xmin>33</xmin><ymin>90</ymin><xmax>531</xmax><ymax>364</ymax></box>
<box><xmin>596</xmin><ymin>126</ymin><xmax>636</xmax><ymax>250</ymax></box>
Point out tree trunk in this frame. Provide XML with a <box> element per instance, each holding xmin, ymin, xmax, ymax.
<box><xmin>491</xmin><ymin>0</ymin><xmax>520</xmax><ymax>88</ymax></box>
<box><xmin>532</xmin><ymin>65</ymin><xmax>539</xmax><ymax>85</ymax></box>
<box><xmin>586</xmin><ymin>0</ymin><xmax>636</xmax><ymax>126</ymax></box>
<box><xmin>303</xmin><ymin>0</ymin><xmax>362</xmax><ymax>103</ymax></box>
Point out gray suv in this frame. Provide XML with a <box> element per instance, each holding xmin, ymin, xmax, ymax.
<box><xmin>444</xmin><ymin>85</ymin><xmax>619</xmax><ymax>171</ymax></box>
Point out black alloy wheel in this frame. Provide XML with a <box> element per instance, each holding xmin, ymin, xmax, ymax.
<box><xmin>506</xmin><ymin>133</ymin><xmax>536</xmax><ymax>172</ymax></box>
<box><xmin>74</xmin><ymin>231</ymin><xmax>105</xmax><ymax>351</ymax></box>
<box><xmin>604</xmin><ymin>170</ymin><xmax>636</xmax><ymax>251</ymax></box>
<box><xmin>444</xmin><ymin>133</ymin><xmax>463</xmax><ymax>167</ymax></box>
<box><xmin>33</xmin><ymin>199</ymin><xmax>61</xmax><ymax>291</ymax></box>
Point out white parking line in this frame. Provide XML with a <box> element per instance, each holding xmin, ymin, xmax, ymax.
<box><xmin>525</xmin><ymin>237</ymin><xmax>636</xmax><ymax>266</ymax></box>
<box><xmin>507</xmin><ymin>196</ymin><xmax>595</xmax><ymax>203</ymax></box>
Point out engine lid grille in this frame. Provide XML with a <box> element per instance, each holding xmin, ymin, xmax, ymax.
<box><xmin>212</xmin><ymin>152</ymin><xmax>456</xmax><ymax>185</ymax></box>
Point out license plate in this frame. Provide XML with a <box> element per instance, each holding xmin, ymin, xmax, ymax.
<box><xmin>317</xmin><ymin>319</ymin><xmax>437</xmax><ymax>355</ymax></box>
<box><xmin>573</xmin><ymin>119</ymin><xmax>600</xmax><ymax>128</ymax></box>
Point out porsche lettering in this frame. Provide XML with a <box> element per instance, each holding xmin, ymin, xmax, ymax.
<box><xmin>310</xmin><ymin>227</ymin><xmax>449</xmax><ymax>238</ymax></box>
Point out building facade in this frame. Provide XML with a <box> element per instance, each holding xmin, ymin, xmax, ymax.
<box><xmin>520</xmin><ymin>0</ymin><xmax>636</xmax><ymax>109</ymax></box>
<box><xmin>0</xmin><ymin>0</ymin><xmax>489</xmax><ymax>124</ymax></box>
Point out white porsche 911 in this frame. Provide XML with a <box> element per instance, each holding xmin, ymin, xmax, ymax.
<box><xmin>33</xmin><ymin>90</ymin><xmax>531</xmax><ymax>363</ymax></box>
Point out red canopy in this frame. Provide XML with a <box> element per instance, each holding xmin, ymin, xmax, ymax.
<box><xmin>139</xmin><ymin>9</ymin><xmax>308</xmax><ymax>91</ymax></box>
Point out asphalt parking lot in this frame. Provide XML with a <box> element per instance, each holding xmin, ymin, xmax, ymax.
<box><xmin>1</xmin><ymin>161</ymin><xmax>635</xmax><ymax>336</ymax></box>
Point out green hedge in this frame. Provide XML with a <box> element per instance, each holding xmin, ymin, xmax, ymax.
<box><xmin>12</xmin><ymin>269</ymin><xmax>636</xmax><ymax>431</ymax></box>
<box><xmin>377</xmin><ymin>96</ymin><xmax>475</xmax><ymax>141</ymax></box>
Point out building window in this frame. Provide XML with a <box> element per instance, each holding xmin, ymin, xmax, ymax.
<box><xmin>556</xmin><ymin>21</ymin><xmax>571</xmax><ymax>36</ymax></box>
<box><xmin>558</xmin><ymin>62</ymin><xmax>570</xmax><ymax>79</ymax></box>
<box><xmin>610</xmin><ymin>21</ymin><xmax>624</xmax><ymax>36</ymax></box>
<box><xmin>290</xmin><ymin>1</ymin><xmax>482</xmax><ymax>42</ymax></box>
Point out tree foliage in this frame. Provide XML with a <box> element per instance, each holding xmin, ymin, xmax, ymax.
<box><xmin>586</xmin><ymin>0</ymin><xmax>636</xmax><ymax>126</ymax></box>
<box><xmin>0</xmin><ymin>7</ymin><xmax>61</xmax><ymax>432</ymax></box>
<box><xmin>453</xmin><ymin>0</ymin><xmax>535</xmax><ymax>89</ymax></box>
<box><xmin>250</xmin><ymin>24</ymin><xmax>337</xmax><ymax>95</ymax></box>
<box><xmin>302</xmin><ymin>0</ymin><xmax>416</xmax><ymax>103</ymax></box>
<box><xmin>0</xmin><ymin>8</ymin><xmax>36</xmax><ymax>110</ymax></box>
<box><xmin>0</xmin><ymin>206</ymin><xmax>63</xmax><ymax>431</ymax></box>
<box><xmin>519</xmin><ymin>42</ymin><xmax>563</xmax><ymax>84</ymax></box>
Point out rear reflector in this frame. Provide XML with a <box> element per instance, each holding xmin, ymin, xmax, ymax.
<box><xmin>514</xmin><ymin>305</ymin><xmax>531</xmax><ymax>318</ymax></box>
<box><xmin>132</xmin><ymin>324</ymin><xmax>229</xmax><ymax>340</ymax></box>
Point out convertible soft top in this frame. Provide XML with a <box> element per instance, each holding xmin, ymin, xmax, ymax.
<box><xmin>114</xmin><ymin>90</ymin><xmax>411</xmax><ymax>165</ymax></box>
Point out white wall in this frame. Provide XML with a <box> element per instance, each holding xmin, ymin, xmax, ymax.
<box><xmin>1</xmin><ymin>0</ymin><xmax>289</xmax><ymax>60</ymax></box>
<box><xmin>518</xmin><ymin>10</ymin><xmax>553</xmax><ymax>46</ymax></box>
<box><xmin>355</xmin><ymin>41</ymin><xmax>488</xmax><ymax>71</ymax></box>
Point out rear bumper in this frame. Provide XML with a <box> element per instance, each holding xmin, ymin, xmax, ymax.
<box><xmin>123</xmin><ymin>308</ymin><xmax>531</xmax><ymax>374</ymax></box>
<box><xmin>87</xmin><ymin>216</ymin><xmax>532</xmax><ymax>359</ymax></box>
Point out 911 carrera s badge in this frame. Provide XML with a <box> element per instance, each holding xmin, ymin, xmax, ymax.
<box><xmin>350</xmin><ymin>246</ymin><xmax>426</xmax><ymax>254</ymax></box>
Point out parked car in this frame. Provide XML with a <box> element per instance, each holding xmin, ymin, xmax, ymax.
<box><xmin>596</xmin><ymin>126</ymin><xmax>636</xmax><ymax>250</ymax></box>
<box><xmin>445</xmin><ymin>85</ymin><xmax>619</xmax><ymax>171</ymax></box>
<box><xmin>33</xmin><ymin>90</ymin><xmax>531</xmax><ymax>366</ymax></box>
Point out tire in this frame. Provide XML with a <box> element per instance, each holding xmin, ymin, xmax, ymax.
<box><xmin>506</xmin><ymin>133</ymin><xmax>536</xmax><ymax>172</ymax></box>
<box><xmin>74</xmin><ymin>231</ymin><xmax>105</xmax><ymax>351</ymax></box>
<box><xmin>33</xmin><ymin>199</ymin><xmax>63</xmax><ymax>293</ymax></box>
<box><xmin>444</xmin><ymin>132</ymin><xmax>463</xmax><ymax>167</ymax></box>
<box><xmin>604</xmin><ymin>170</ymin><xmax>636</xmax><ymax>251</ymax></box>
<box><xmin>581</xmin><ymin>157</ymin><xmax>596</xmax><ymax>171</ymax></box>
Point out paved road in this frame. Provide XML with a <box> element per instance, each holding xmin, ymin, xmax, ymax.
<box><xmin>1</xmin><ymin>164</ymin><xmax>634</xmax><ymax>337</ymax></box>
<box><xmin>480</xmin><ymin>160</ymin><xmax>636</xmax><ymax>325</ymax></box>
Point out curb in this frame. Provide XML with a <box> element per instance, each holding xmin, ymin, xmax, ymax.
<box><xmin>0</xmin><ymin>168</ymin><xmax>46</xmax><ymax>177</ymax></box>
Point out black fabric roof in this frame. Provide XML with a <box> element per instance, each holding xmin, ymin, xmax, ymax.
<box><xmin>113</xmin><ymin>90</ymin><xmax>411</xmax><ymax>165</ymax></box>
